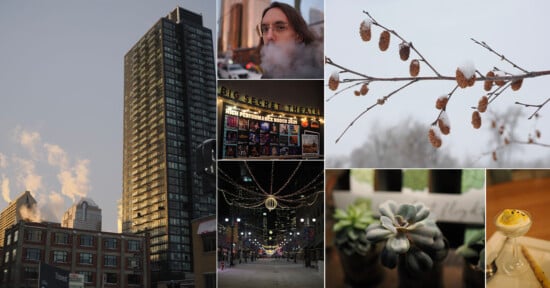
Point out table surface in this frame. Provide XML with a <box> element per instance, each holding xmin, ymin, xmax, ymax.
<box><xmin>486</xmin><ymin>177</ymin><xmax>550</xmax><ymax>241</ymax></box>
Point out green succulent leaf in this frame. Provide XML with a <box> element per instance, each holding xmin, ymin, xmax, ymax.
<box><xmin>387</xmin><ymin>233</ymin><xmax>410</xmax><ymax>254</ymax></box>
<box><xmin>366</xmin><ymin>227</ymin><xmax>393</xmax><ymax>242</ymax></box>
<box><xmin>381</xmin><ymin>246</ymin><xmax>398</xmax><ymax>269</ymax></box>
<box><xmin>397</xmin><ymin>204</ymin><xmax>417</xmax><ymax>222</ymax></box>
<box><xmin>379</xmin><ymin>200</ymin><xmax>397</xmax><ymax>219</ymax></box>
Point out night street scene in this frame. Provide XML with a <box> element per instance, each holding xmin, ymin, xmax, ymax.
<box><xmin>217</xmin><ymin>161</ymin><xmax>324</xmax><ymax>287</ymax></box>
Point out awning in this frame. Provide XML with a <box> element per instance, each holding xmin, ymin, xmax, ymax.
<box><xmin>197</xmin><ymin>219</ymin><xmax>216</xmax><ymax>234</ymax></box>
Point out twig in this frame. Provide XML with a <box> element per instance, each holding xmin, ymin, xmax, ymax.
<box><xmin>431</xmin><ymin>85</ymin><xmax>460</xmax><ymax>125</ymax></box>
<box><xmin>471</xmin><ymin>38</ymin><xmax>529</xmax><ymax>74</ymax></box>
<box><xmin>335</xmin><ymin>79</ymin><xmax>418</xmax><ymax>143</ymax></box>
<box><xmin>326</xmin><ymin>81</ymin><xmax>365</xmax><ymax>102</ymax></box>
<box><xmin>364</xmin><ymin>11</ymin><xmax>442</xmax><ymax>77</ymax></box>
<box><xmin>516</xmin><ymin>97</ymin><xmax>550</xmax><ymax>119</ymax></box>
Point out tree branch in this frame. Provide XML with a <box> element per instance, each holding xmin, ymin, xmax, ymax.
<box><xmin>335</xmin><ymin>79</ymin><xmax>418</xmax><ymax>143</ymax></box>
<box><xmin>516</xmin><ymin>98</ymin><xmax>550</xmax><ymax>119</ymax></box>
<box><xmin>363</xmin><ymin>11</ymin><xmax>442</xmax><ymax>77</ymax></box>
<box><xmin>471</xmin><ymin>38</ymin><xmax>529</xmax><ymax>73</ymax></box>
<box><xmin>431</xmin><ymin>85</ymin><xmax>459</xmax><ymax>125</ymax></box>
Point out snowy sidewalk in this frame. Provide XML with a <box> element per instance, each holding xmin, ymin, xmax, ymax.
<box><xmin>218</xmin><ymin>258</ymin><xmax>324</xmax><ymax>288</ymax></box>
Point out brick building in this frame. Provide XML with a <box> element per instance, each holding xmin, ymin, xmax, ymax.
<box><xmin>0</xmin><ymin>221</ymin><xmax>150</xmax><ymax>288</ymax></box>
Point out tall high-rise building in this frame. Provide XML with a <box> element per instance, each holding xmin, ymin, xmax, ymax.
<box><xmin>61</xmin><ymin>198</ymin><xmax>102</xmax><ymax>231</ymax></box>
<box><xmin>0</xmin><ymin>191</ymin><xmax>37</xmax><ymax>248</ymax></box>
<box><xmin>122</xmin><ymin>6</ymin><xmax>216</xmax><ymax>284</ymax></box>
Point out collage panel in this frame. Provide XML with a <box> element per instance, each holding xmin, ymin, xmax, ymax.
<box><xmin>217</xmin><ymin>161</ymin><xmax>325</xmax><ymax>287</ymax></box>
<box><xmin>325</xmin><ymin>169</ymin><xmax>485</xmax><ymax>288</ymax></box>
<box><xmin>486</xmin><ymin>170</ymin><xmax>550</xmax><ymax>287</ymax></box>
<box><xmin>218</xmin><ymin>0</ymin><xmax>324</xmax><ymax>79</ymax></box>
<box><xmin>217</xmin><ymin>80</ymin><xmax>324</xmax><ymax>160</ymax></box>
<box><xmin>324</xmin><ymin>0</ymin><xmax>550</xmax><ymax>169</ymax></box>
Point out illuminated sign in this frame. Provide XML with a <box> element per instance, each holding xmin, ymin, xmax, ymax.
<box><xmin>218</xmin><ymin>86</ymin><xmax>321</xmax><ymax>116</ymax></box>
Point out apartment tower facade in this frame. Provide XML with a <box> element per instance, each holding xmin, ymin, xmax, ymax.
<box><xmin>122</xmin><ymin>6</ymin><xmax>216</xmax><ymax>284</ymax></box>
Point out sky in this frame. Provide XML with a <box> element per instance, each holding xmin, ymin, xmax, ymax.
<box><xmin>0</xmin><ymin>1</ymin><xmax>216</xmax><ymax>232</ymax></box>
<box><xmin>325</xmin><ymin>0</ymin><xmax>550</xmax><ymax>167</ymax></box>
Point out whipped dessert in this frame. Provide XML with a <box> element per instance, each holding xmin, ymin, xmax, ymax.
<box><xmin>496</xmin><ymin>209</ymin><xmax>532</xmax><ymax>237</ymax></box>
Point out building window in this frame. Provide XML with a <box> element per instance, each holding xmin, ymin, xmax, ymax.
<box><xmin>80</xmin><ymin>235</ymin><xmax>94</xmax><ymax>247</ymax></box>
<box><xmin>127</xmin><ymin>274</ymin><xmax>140</xmax><ymax>285</ymax></box>
<box><xmin>202</xmin><ymin>234</ymin><xmax>215</xmax><ymax>252</ymax></box>
<box><xmin>6</xmin><ymin>234</ymin><xmax>11</xmax><ymax>245</ymax></box>
<box><xmin>79</xmin><ymin>271</ymin><xmax>93</xmax><ymax>283</ymax></box>
<box><xmin>128</xmin><ymin>240</ymin><xmax>141</xmax><ymax>251</ymax></box>
<box><xmin>3</xmin><ymin>252</ymin><xmax>8</xmax><ymax>263</ymax></box>
<box><xmin>53</xmin><ymin>251</ymin><xmax>68</xmax><ymax>263</ymax></box>
<box><xmin>24</xmin><ymin>267</ymin><xmax>38</xmax><ymax>280</ymax></box>
<box><xmin>104</xmin><ymin>255</ymin><xmax>117</xmax><ymax>267</ymax></box>
<box><xmin>105</xmin><ymin>273</ymin><xmax>117</xmax><ymax>284</ymax></box>
<box><xmin>26</xmin><ymin>229</ymin><xmax>42</xmax><ymax>242</ymax></box>
<box><xmin>11</xmin><ymin>249</ymin><xmax>16</xmax><ymax>262</ymax></box>
<box><xmin>79</xmin><ymin>253</ymin><xmax>93</xmax><ymax>265</ymax></box>
<box><xmin>55</xmin><ymin>232</ymin><xmax>70</xmax><ymax>245</ymax></box>
<box><xmin>25</xmin><ymin>248</ymin><xmax>41</xmax><ymax>261</ymax></box>
<box><xmin>104</xmin><ymin>238</ymin><xmax>118</xmax><ymax>249</ymax></box>
<box><xmin>13</xmin><ymin>230</ymin><xmax>18</xmax><ymax>242</ymax></box>
<box><xmin>128</xmin><ymin>257</ymin><xmax>140</xmax><ymax>269</ymax></box>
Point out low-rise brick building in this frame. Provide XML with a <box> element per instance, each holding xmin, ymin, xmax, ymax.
<box><xmin>0</xmin><ymin>221</ymin><xmax>150</xmax><ymax>288</ymax></box>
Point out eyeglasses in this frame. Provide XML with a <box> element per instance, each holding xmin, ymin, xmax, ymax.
<box><xmin>257</xmin><ymin>21</ymin><xmax>289</xmax><ymax>37</ymax></box>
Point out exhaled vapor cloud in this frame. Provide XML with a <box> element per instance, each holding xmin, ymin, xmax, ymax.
<box><xmin>260</xmin><ymin>41</ymin><xmax>323</xmax><ymax>79</ymax></box>
<box><xmin>1</xmin><ymin>128</ymin><xmax>92</xmax><ymax>222</ymax></box>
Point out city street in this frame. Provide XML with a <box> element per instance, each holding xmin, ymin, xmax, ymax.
<box><xmin>218</xmin><ymin>258</ymin><xmax>323</xmax><ymax>288</ymax></box>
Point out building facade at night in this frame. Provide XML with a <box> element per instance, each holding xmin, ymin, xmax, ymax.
<box><xmin>121</xmin><ymin>6</ymin><xmax>216</xmax><ymax>284</ymax></box>
<box><xmin>0</xmin><ymin>221</ymin><xmax>149</xmax><ymax>288</ymax></box>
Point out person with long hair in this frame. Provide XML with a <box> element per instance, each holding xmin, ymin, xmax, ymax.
<box><xmin>257</xmin><ymin>2</ymin><xmax>323</xmax><ymax>79</ymax></box>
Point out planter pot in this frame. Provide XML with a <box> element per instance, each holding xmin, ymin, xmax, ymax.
<box><xmin>397</xmin><ymin>256</ymin><xmax>443</xmax><ymax>288</ymax></box>
<box><xmin>338</xmin><ymin>245</ymin><xmax>384</xmax><ymax>288</ymax></box>
<box><xmin>463</xmin><ymin>262</ymin><xmax>484</xmax><ymax>288</ymax></box>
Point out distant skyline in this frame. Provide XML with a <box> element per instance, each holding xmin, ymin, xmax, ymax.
<box><xmin>0</xmin><ymin>1</ymin><xmax>216</xmax><ymax>232</ymax></box>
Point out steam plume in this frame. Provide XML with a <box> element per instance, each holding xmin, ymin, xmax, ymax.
<box><xmin>1</xmin><ymin>175</ymin><xmax>10</xmax><ymax>203</ymax></box>
<box><xmin>260</xmin><ymin>41</ymin><xmax>323</xmax><ymax>79</ymax></box>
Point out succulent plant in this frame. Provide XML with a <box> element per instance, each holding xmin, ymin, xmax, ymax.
<box><xmin>333</xmin><ymin>198</ymin><xmax>376</xmax><ymax>256</ymax></box>
<box><xmin>366</xmin><ymin>200</ymin><xmax>448</xmax><ymax>273</ymax></box>
<box><xmin>456</xmin><ymin>229</ymin><xmax>485</xmax><ymax>269</ymax></box>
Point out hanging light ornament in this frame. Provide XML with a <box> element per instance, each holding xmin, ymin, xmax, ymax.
<box><xmin>265</xmin><ymin>195</ymin><xmax>278</xmax><ymax>211</ymax></box>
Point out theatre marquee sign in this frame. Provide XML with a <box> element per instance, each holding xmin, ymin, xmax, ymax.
<box><xmin>218</xmin><ymin>86</ymin><xmax>321</xmax><ymax>116</ymax></box>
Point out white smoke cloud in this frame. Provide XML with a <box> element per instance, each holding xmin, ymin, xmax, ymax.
<box><xmin>19</xmin><ymin>203</ymin><xmax>41</xmax><ymax>223</ymax></box>
<box><xmin>260</xmin><ymin>40</ymin><xmax>324</xmax><ymax>79</ymax></box>
<box><xmin>6</xmin><ymin>128</ymin><xmax>92</xmax><ymax>223</ymax></box>
<box><xmin>57</xmin><ymin>159</ymin><xmax>90</xmax><ymax>202</ymax></box>
<box><xmin>13</xmin><ymin>157</ymin><xmax>43</xmax><ymax>194</ymax></box>
<box><xmin>18</xmin><ymin>129</ymin><xmax>42</xmax><ymax>159</ymax></box>
<box><xmin>0</xmin><ymin>152</ymin><xmax>7</xmax><ymax>168</ymax></box>
<box><xmin>1</xmin><ymin>174</ymin><xmax>10</xmax><ymax>203</ymax></box>
<box><xmin>36</xmin><ymin>191</ymin><xmax>66</xmax><ymax>222</ymax></box>
<box><xmin>45</xmin><ymin>143</ymin><xmax>69</xmax><ymax>168</ymax></box>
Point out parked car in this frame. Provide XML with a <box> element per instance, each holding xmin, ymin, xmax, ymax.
<box><xmin>218</xmin><ymin>63</ymin><xmax>249</xmax><ymax>79</ymax></box>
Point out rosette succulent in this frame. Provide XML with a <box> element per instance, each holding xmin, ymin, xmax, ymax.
<box><xmin>366</xmin><ymin>200</ymin><xmax>448</xmax><ymax>273</ymax></box>
<box><xmin>333</xmin><ymin>199</ymin><xmax>375</xmax><ymax>256</ymax></box>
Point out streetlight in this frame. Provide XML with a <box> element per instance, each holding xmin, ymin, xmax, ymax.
<box><xmin>225</xmin><ymin>217</ymin><xmax>240</xmax><ymax>266</ymax></box>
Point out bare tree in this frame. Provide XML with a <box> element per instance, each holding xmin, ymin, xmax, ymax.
<box><xmin>327</xmin><ymin>119</ymin><xmax>459</xmax><ymax>168</ymax></box>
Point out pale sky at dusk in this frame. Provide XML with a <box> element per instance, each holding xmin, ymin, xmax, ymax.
<box><xmin>0</xmin><ymin>1</ymin><xmax>216</xmax><ymax>232</ymax></box>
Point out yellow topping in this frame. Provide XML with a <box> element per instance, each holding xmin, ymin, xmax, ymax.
<box><xmin>497</xmin><ymin>209</ymin><xmax>530</xmax><ymax>226</ymax></box>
